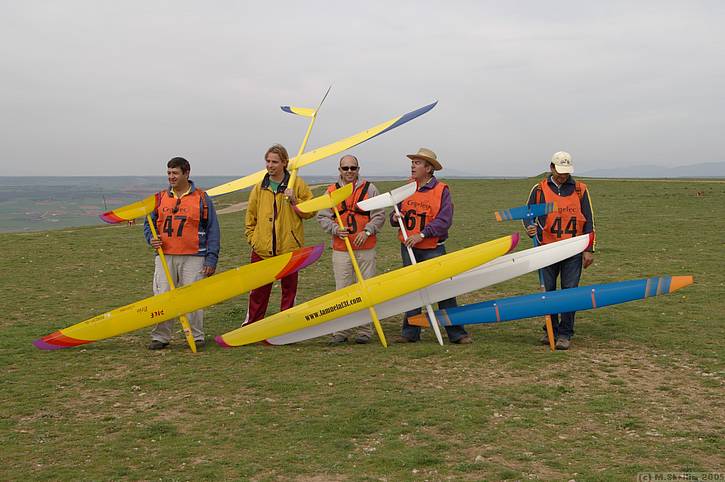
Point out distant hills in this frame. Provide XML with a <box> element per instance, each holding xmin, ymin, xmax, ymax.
<box><xmin>302</xmin><ymin>161</ymin><xmax>725</xmax><ymax>179</ymax></box>
<box><xmin>579</xmin><ymin>161</ymin><xmax>725</xmax><ymax>178</ymax></box>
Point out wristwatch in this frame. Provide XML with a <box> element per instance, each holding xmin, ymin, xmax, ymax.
<box><xmin>419</xmin><ymin>232</ymin><xmax>426</xmax><ymax>238</ymax></box>
<box><xmin>364</xmin><ymin>229</ymin><xmax>372</xmax><ymax>236</ymax></box>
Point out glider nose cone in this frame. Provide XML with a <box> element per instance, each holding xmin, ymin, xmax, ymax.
<box><xmin>32</xmin><ymin>338</ymin><xmax>66</xmax><ymax>350</ymax></box>
<box><xmin>669</xmin><ymin>276</ymin><xmax>694</xmax><ymax>292</ymax></box>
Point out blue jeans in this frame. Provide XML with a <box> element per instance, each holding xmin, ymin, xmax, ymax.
<box><xmin>540</xmin><ymin>252</ymin><xmax>583</xmax><ymax>339</ymax></box>
<box><xmin>400</xmin><ymin>244</ymin><xmax>468</xmax><ymax>342</ymax></box>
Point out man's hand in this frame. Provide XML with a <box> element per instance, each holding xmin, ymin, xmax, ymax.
<box><xmin>404</xmin><ymin>233</ymin><xmax>424</xmax><ymax>248</ymax></box>
<box><xmin>150</xmin><ymin>238</ymin><xmax>163</xmax><ymax>249</ymax></box>
<box><xmin>284</xmin><ymin>188</ymin><xmax>297</xmax><ymax>204</ymax></box>
<box><xmin>353</xmin><ymin>231</ymin><xmax>369</xmax><ymax>247</ymax></box>
<box><xmin>583</xmin><ymin>251</ymin><xmax>594</xmax><ymax>269</ymax></box>
<box><xmin>336</xmin><ymin>226</ymin><xmax>350</xmax><ymax>239</ymax></box>
<box><xmin>201</xmin><ymin>265</ymin><xmax>216</xmax><ymax>277</ymax></box>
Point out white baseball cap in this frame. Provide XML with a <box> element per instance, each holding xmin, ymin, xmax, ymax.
<box><xmin>551</xmin><ymin>151</ymin><xmax>573</xmax><ymax>174</ymax></box>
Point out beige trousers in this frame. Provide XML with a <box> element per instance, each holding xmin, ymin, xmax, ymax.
<box><xmin>150</xmin><ymin>255</ymin><xmax>205</xmax><ymax>343</ymax></box>
<box><xmin>331</xmin><ymin>248</ymin><xmax>376</xmax><ymax>339</ymax></box>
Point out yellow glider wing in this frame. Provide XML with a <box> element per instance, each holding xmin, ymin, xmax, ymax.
<box><xmin>295</xmin><ymin>182</ymin><xmax>353</xmax><ymax>213</ymax></box>
<box><xmin>206</xmin><ymin>101</ymin><xmax>437</xmax><ymax>197</ymax></box>
<box><xmin>215</xmin><ymin>233</ymin><xmax>520</xmax><ymax>347</ymax></box>
<box><xmin>33</xmin><ymin>245</ymin><xmax>324</xmax><ymax>350</ymax></box>
<box><xmin>99</xmin><ymin>193</ymin><xmax>158</xmax><ymax>223</ymax></box>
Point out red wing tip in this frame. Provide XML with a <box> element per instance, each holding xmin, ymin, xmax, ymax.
<box><xmin>99</xmin><ymin>212</ymin><xmax>125</xmax><ymax>224</ymax></box>
<box><xmin>494</xmin><ymin>212</ymin><xmax>503</xmax><ymax>222</ymax></box>
<box><xmin>508</xmin><ymin>232</ymin><xmax>520</xmax><ymax>253</ymax></box>
<box><xmin>214</xmin><ymin>336</ymin><xmax>231</xmax><ymax>348</ymax></box>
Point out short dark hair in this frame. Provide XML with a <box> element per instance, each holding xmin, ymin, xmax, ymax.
<box><xmin>168</xmin><ymin>157</ymin><xmax>191</xmax><ymax>174</ymax></box>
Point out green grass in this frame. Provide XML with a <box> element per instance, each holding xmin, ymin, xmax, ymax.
<box><xmin>1</xmin><ymin>178</ymin><xmax>723</xmax><ymax>480</ymax></box>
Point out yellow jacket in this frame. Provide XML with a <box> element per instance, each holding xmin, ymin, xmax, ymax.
<box><xmin>245</xmin><ymin>172</ymin><xmax>315</xmax><ymax>258</ymax></box>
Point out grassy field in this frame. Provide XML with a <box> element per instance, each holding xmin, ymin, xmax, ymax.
<box><xmin>1</xmin><ymin>178</ymin><xmax>723</xmax><ymax>481</ymax></box>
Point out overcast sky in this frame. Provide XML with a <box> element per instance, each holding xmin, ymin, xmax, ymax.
<box><xmin>1</xmin><ymin>1</ymin><xmax>723</xmax><ymax>177</ymax></box>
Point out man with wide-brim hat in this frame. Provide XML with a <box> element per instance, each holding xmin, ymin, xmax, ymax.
<box><xmin>391</xmin><ymin>147</ymin><xmax>472</xmax><ymax>344</ymax></box>
<box><xmin>524</xmin><ymin>150</ymin><xmax>596</xmax><ymax>350</ymax></box>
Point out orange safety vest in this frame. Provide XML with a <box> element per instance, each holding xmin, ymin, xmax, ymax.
<box><xmin>327</xmin><ymin>181</ymin><xmax>377</xmax><ymax>251</ymax></box>
<box><xmin>538</xmin><ymin>179</ymin><xmax>588</xmax><ymax>245</ymax></box>
<box><xmin>155</xmin><ymin>189</ymin><xmax>208</xmax><ymax>255</ymax></box>
<box><xmin>398</xmin><ymin>181</ymin><xmax>446</xmax><ymax>249</ymax></box>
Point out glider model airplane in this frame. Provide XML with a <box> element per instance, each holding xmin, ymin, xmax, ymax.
<box><xmin>33</xmin><ymin>246</ymin><xmax>323</xmax><ymax>350</ymax></box>
<box><xmin>216</xmin><ymin>234</ymin><xmax>520</xmax><ymax>347</ymax></box>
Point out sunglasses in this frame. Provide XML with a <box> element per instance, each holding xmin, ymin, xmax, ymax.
<box><xmin>340</xmin><ymin>166</ymin><xmax>359</xmax><ymax>171</ymax></box>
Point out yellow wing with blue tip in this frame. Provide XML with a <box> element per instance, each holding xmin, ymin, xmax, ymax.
<box><xmin>206</xmin><ymin>101</ymin><xmax>437</xmax><ymax>197</ymax></box>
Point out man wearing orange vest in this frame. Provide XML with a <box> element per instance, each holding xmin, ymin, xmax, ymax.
<box><xmin>316</xmin><ymin>155</ymin><xmax>386</xmax><ymax>345</ymax></box>
<box><xmin>392</xmin><ymin>148</ymin><xmax>472</xmax><ymax>345</ymax></box>
<box><xmin>144</xmin><ymin>157</ymin><xmax>220</xmax><ymax>350</ymax></box>
<box><xmin>525</xmin><ymin>151</ymin><xmax>596</xmax><ymax>350</ymax></box>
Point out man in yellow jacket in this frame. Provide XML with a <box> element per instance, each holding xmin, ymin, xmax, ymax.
<box><xmin>243</xmin><ymin>144</ymin><xmax>316</xmax><ymax>325</ymax></box>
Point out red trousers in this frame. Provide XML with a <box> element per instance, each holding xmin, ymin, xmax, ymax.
<box><xmin>244</xmin><ymin>250</ymin><xmax>299</xmax><ymax>325</ymax></box>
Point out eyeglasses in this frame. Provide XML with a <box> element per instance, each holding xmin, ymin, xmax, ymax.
<box><xmin>172</xmin><ymin>197</ymin><xmax>182</xmax><ymax>214</ymax></box>
<box><xmin>340</xmin><ymin>166</ymin><xmax>359</xmax><ymax>171</ymax></box>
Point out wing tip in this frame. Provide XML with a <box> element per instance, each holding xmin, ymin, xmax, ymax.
<box><xmin>99</xmin><ymin>212</ymin><xmax>125</xmax><ymax>224</ymax></box>
<box><xmin>214</xmin><ymin>335</ymin><xmax>232</xmax><ymax>348</ymax></box>
<box><xmin>508</xmin><ymin>232</ymin><xmax>520</xmax><ymax>253</ymax></box>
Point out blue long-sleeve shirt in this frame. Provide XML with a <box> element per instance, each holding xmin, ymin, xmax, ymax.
<box><xmin>143</xmin><ymin>181</ymin><xmax>221</xmax><ymax>268</ymax></box>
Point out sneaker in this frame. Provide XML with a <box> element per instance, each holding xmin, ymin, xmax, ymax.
<box><xmin>328</xmin><ymin>335</ymin><xmax>347</xmax><ymax>345</ymax></box>
<box><xmin>394</xmin><ymin>335</ymin><xmax>418</xmax><ymax>343</ymax></box>
<box><xmin>452</xmin><ymin>334</ymin><xmax>473</xmax><ymax>345</ymax></box>
<box><xmin>354</xmin><ymin>334</ymin><xmax>371</xmax><ymax>344</ymax></box>
<box><xmin>555</xmin><ymin>337</ymin><xmax>571</xmax><ymax>350</ymax></box>
<box><xmin>194</xmin><ymin>339</ymin><xmax>206</xmax><ymax>351</ymax></box>
<box><xmin>148</xmin><ymin>340</ymin><xmax>169</xmax><ymax>350</ymax></box>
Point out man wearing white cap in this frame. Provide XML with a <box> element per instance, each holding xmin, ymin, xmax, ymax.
<box><xmin>524</xmin><ymin>151</ymin><xmax>596</xmax><ymax>350</ymax></box>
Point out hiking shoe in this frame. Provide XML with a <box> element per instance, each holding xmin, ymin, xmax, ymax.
<box><xmin>194</xmin><ymin>339</ymin><xmax>206</xmax><ymax>351</ymax></box>
<box><xmin>354</xmin><ymin>334</ymin><xmax>371</xmax><ymax>344</ymax></box>
<box><xmin>394</xmin><ymin>335</ymin><xmax>418</xmax><ymax>343</ymax></box>
<box><xmin>452</xmin><ymin>334</ymin><xmax>473</xmax><ymax>345</ymax></box>
<box><xmin>148</xmin><ymin>340</ymin><xmax>169</xmax><ymax>350</ymax></box>
<box><xmin>555</xmin><ymin>337</ymin><xmax>571</xmax><ymax>350</ymax></box>
<box><xmin>328</xmin><ymin>335</ymin><xmax>348</xmax><ymax>345</ymax></box>
<box><xmin>540</xmin><ymin>334</ymin><xmax>553</xmax><ymax>345</ymax></box>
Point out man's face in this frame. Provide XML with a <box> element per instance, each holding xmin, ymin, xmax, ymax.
<box><xmin>338</xmin><ymin>156</ymin><xmax>359</xmax><ymax>184</ymax></box>
<box><xmin>266</xmin><ymin>152</ymin><xmax>286</xmax><ymax>179</ymax></box>
<box><xmin>410</xmin><ymin>158</ymin><xmax>431</xmax><ymax>181</ymax></box>
<box><xmin>167</xmin><ymin>167</ymin><xmax>189</xmax><ymax>189</ymax></box>
<box><xmin>550</xmin><ymin>165</ymin><xmax>570</xmax><ymax>184</ymax></box>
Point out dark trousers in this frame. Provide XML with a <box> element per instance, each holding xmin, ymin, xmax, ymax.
<box><xmin>540</xmin><ymin>252</ymin><xmax>583</xmax><ymax>339</ymax></box>
<box><xmin>400</xmin><ymin>244</ymin><xmax>468</xmax><ymax>342</ymax></box>
<box><xmin>245</xmin><ymin>250</ymin><xmax>299</xmax><ymax>325</ymax></box>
